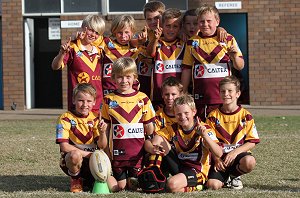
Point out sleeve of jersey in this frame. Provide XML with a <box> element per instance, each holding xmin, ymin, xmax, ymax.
<box><xmin>229</xmin><ymin>36</ymin><xmax>243</xmax><ymax>59</ymax></box>
<box><xmin>182</xmin><ymin>42</ymin><xmax>194</xmax><ymax>69</ymax></box>
<box><xmin>55</xmin><ymin>115</ymin><xmax>71</xmax><ymax>144</ymax></box>
<box><xmin>101</xmin><ymin>97</ymin><xmax>111</xmax><ymax>123</ymax></box>
<box><xmin>155</xmin><ymin>127</ymin><xmax>172</xmax><ymax>142</ymax></box>
<box><xmin>244</xmin><ymin>116</ymin><xmax>260</xmax><ymax>144</ymax></box>
<box><xmin>142</xmin><ymin>96</ymin><xmax>156</xmax><ymax>124</ymax></box>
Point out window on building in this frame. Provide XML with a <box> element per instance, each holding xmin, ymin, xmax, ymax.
<box><xmin>24</xmin><ymin>0</ymin><xmax>60</xmax><ymax>13</ymax></box>
<box><xmin>107</xmin><ymin>0</ymin><xmax>187</xmax><ymax>14</ymax></box>
<box><xmin>23</xmin><ymin>0</ymin><xmax>187</xmax><ymax>15</ymax></box>
<box><xmin>63</xmin><ymin>0</ymin><xmax>102</xmax><ymax>13</ymax></box>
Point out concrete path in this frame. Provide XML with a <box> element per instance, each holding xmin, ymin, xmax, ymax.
<box><xmin>0</xmin><ymin>106</ymin><xmax>299</xmax><ymax>120</ymax></box>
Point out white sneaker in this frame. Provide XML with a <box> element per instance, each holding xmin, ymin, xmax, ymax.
<box><xmin>231</xmin><ymin>176</ymin><xmax>243</xmax><ymax>190</ymax></box>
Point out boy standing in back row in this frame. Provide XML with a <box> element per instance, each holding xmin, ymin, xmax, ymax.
<box><xmin>181</xmin><ymin>4</ymin><xmax>244</xmax><ymax>121</ymax></box>
<box><xmin>52</xmin><ymin>15</ymin><xmax>105</xmax><ymax>112</ymax></box>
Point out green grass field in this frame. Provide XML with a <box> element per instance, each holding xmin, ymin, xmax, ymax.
<box><xmin>0</xmin><ymin>116</ymin><xmax>299</xmax><ymax>197</ymax></box>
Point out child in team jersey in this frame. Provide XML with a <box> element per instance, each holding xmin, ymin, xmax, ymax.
<box><xmin>55</xmin><ymin>83</ymin><xmax>117</xmax><ymax>193</ymax></box>
<box><xmin>135</xmin><ymin>1</ymin><xmax>166</xmax><ymax>97</ymax></box>
<box><xmin>52</xmin><ymin>15</ymin><xmax>105</xmax><ymax>112</ymax></box>
<box><xmin>181</xmin><ymin>4</ymin><xmax>244</xmax><ymax>121</ymax></box>
<box><xmin>205</xmin><ymin>76</ymin><xmax>260</xmax><ymax>190</ymax></box>
<box><xmin>101</xmin><ymin>57</ymin><xmax>156</xmax><ymax>191</ymax></box>
<box><xmin>146</xmin><ymin>8</ymin><xmax>185</xmax><ymax>108</ymax></box>
<box><xmin>100</xmin><ymin>15</ymin><xmax>141</xmax><ymax>96</ymax></box>
<box><xmin>146</xmin><ymin>94</ymin><xmax>223</xmax><ymax>192</ymax></box>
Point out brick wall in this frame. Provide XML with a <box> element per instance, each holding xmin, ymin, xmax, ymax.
<box><xmin>2</xmin><ymin>0</ymin><xmax>24</xmax><ymax>110</ymax></box>
<box><xmin>189</xmin><ymin>0</ymin><xmax>300</xmax><ymax>105</ymax></box>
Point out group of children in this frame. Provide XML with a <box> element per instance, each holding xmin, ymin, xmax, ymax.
<box><xmin>54</xmin><ymin>1</ymin><xmax>260</xmax><ymax>193</ymax></box>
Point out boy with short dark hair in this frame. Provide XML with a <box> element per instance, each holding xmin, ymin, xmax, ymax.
<box><xmin>206</xmin><ymin>76</ymin><xmax>260</xmax><ymax>190</ymax></box>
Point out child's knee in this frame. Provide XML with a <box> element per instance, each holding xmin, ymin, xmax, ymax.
<box><xmin>206</xmin><ymin>179</ymin><xmax>223</xmax><ymax>190</ymax></box>
<box><xmin>66</xmin><ymin>150</ymin><xmax>83</xmax><ymax>166</ymax></box>
<box><xmin>240</xmin><ymin>155</ymin><xmax>256</xmax><ymax>172</ymax></box>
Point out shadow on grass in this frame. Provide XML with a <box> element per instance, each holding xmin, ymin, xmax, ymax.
<box><xmin>0</xmin><ymin>175</ymin><xmax>69</xmax><ymax>192</ymax></box>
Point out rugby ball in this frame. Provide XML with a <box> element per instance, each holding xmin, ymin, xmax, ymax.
<box><xmin>89</xmin><ymin>150</ymin><xmax>112</xmax><ymax>182</ymax></box>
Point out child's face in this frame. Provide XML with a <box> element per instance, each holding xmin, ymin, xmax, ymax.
<box><xmin>115</xmin><ymin>26</ymin><xmax>133</xmax><ymax>45</ymax></box>
<box><xmin>183</xmin><ymin>15</ymin><xmax>199</xmax><ymax>38</ymax></box>
<box><xmin>162</xmin><ymin>85</ymin><xmax>181</xmax><ymax>110</ymax></box>
<box><xmin>145</xmin><ymin>11</ymin><xmax>162</xmax><ymax>31</ymax></box>
<box><xmin>174</xmin><ymin>104</ymin><xmax>196</xmax><ymax>130</ymax></box>
<box><xmin>114</xmin><ymin>73</ymin><xmax>136</xmax><ymax>94</ymax></box>
<box><xmin>162</xmin><ymin>18</ymin><xmax>181</xmax><ymax>42</ymax></box>
<box><xmin>73</xmin><ymin>91</ymin><xmax>95</xmax><ymax>116</ymax></box>
<box><xmin>83</xmin><ymin>27</ymin><xmax>100</xmax><ymax>44</ymax></box>
<box><xmin>198</xmin><ymin>11</ymin><xmax>219</xmax><ymax>37</ymax></box>
<box><xmin>220</xmin><ymin>83</ymin><xmax>240</xmax><ymax>106</ymax></box>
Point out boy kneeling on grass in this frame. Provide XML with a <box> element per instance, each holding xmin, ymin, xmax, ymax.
<box><xmin>55</xmin><ymin>83</ymin><xmax>116</xmax><ymax>193</ymax></box>
<box><xmin>145</xmin><ymin>94</ymin><xmax>223</xmax><ymax>192</ymax></box>
<box><xmin>205</xmin><ymin>76</ymin><xmax>260</xmax><ymax>190</ymax></box>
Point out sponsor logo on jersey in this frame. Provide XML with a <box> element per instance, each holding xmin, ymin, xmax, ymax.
<box><xmin>103</xmin><ymin>63</ymin><xmax>112</xmax><ymax>77</ymax></box>
<box><xmin>138</xmin><ymin>62</ymin><xmax>151</xmax><ymax>76</ymax></box>
<box><xmin>76</xmin><ymin>51</ymin><xmax>83</xmax><ymax>57</ymax></box>
<box><xmin>112</xmin><ymin>123</ymin><xmax>144</xmax><ymax>139</ymax></box>
<box><xmin>178</xmin><ymin>152</ymin><xmax>198</xmax><ymax>161</ymax></box>
<box><xmin>70</xmin><ymin>119</ymin><xmax>77</xmax><ymax>127</ymax></box>
<box><xmin>76</xmin><ymin>143</ymin><xmax>97</xmax><ymax>152</ymax></box>
<box><xmin>194</xmin><ymin>63</ymin><xmax>229</xmax><ymax>79</ymax></box>
<box><xmin>154</xmin><ymin>60</ymin><xmax>182</xmax><ymax>74</ymax></box>
<box><xmin>207</xmin><ymin>131</ymin><xmax>218</xmax><ymax>141</ymax></box>
<box><xmin>77</xmin><ymin>72</ymin><xmax>90</xmax><ymax>83</ymax></box>
<box><xmin>113</xmin><ymin>125</ymin><xmax>125</xmax><ymax>138</ymax></box>
<box><xmin>108</xmin><ymin>100</ymin><xmax>118</xmax><ymax>109</ymax></box>
<box><xmin>223</xmin><ymin>144</ymin><xmax>241</xmax><ymax>153</ymax></box>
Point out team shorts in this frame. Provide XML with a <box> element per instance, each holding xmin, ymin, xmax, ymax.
<box><xmin>59</xmin><ymin>152</ymin><xmax>94</xmax><ymax>181</ymax></box>
<box><xmin>208</xmin><ymin>152</ymin><xmax>252</xmax><ymax>183</ymax></box>
<box><xmin>112</xmin><ymin>159</ymin><xmax>143</xmax><ymax>181</ymax></box>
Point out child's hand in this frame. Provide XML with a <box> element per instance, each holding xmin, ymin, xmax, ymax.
<box><xmin>223</xmin><ymin>150</ymin><xmax>238</xmax><ymax>167</ymax></box>
<box><xmin>138</xmin><ymin>26</ymin><xmax>148</xmax><ymax>45</ymax></box>
<box><xmin>195</xmin><ymin>116</ymin><xmax>207</xmax><ymax>137</ymax></box>
<box><xmin>227</xmin><ymin>45</ymin><xmax>239</xmax><ymax>59</ymax></box>
<box><xmin>59</xmin><ymin>37</ymin><xmax>71</xmax><ymax>55</ymax></box>
<box><xmin>214</xmin><ymin>158</ymin><xmax>226</xmax><ymax>172</ymax></box>
<box><xmin>98</xmin><ymin>112</ymin><xmax>107</xmax><ymax>134</ymax></box>
<box><xmin>152</xmin><ymin>144</ymin><xmax>165</xmax><ymax>155</ymax></box>
<box><xmin>217</xmin><ymin>27</ymin><xmax>228</xmax><ymax>42</ymax></box>
<box><xmin>153</xmin><ymin>19</ymin><xmax>163</xmax><ymax>40</ymax></box>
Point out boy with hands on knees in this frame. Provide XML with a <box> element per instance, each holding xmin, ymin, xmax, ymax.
<box><xmin>205</xmin><ymin>76</ymin><xmax>260</xmax><ymax>190</ymax></box>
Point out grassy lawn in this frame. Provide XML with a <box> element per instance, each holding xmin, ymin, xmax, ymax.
<box><xmin>0</xmin><ymin>116</ymin><xmax>299</xmax><ymax>197</ymax></box>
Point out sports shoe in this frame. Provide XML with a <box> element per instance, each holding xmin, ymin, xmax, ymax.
<box><xmin>230</xmin><ymin>176</ymin><xmax>243</xmax><ymax>190</ymax></box>
<box><xmin>129</xmin><ymin>177</ymin><xmax>139</xmax><ymax>190</ymax></box>
<box><xmin>70</xmin><ymin>177</ymin><xmax>83</xmax><ymax>193</ymax></box>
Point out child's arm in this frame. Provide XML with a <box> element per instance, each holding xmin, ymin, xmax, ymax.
<box><xmin>228</xmin><ymin>45</ymin><xmax>244</xmax><ymax>70</ymax></box>
<box><xmin>51</xmin><ymin>37</ymin><xmax>71</xmax><ymax>70</ymax></box>
<box><xmin>223</xmin><ymin>142</ymin><xmax>255</xmax><ymax>167</ymax></box>
<box><xmin>146</xmin><ymin>20</ymin><xmax>163</xmax><ymax>57</ymax></box>
<box><xmin>195</xmin><ymin>117</ymin><xmax>223</xmax><ymax>158</ymax></box>
<box><xmin>181</xmin><ymin>67</ymin><xmax>192</xmax><ymax>93</ymax></box>
<box><xmin>97</xmin><ymin>112</ymin><xmax>108</xmax><ymax>149</ymax></box>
